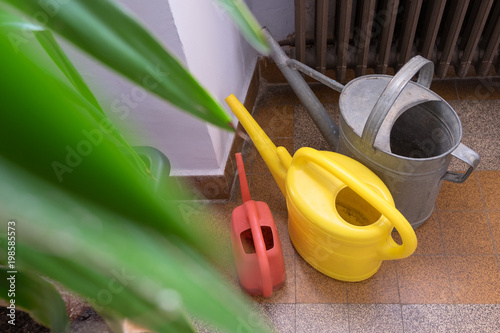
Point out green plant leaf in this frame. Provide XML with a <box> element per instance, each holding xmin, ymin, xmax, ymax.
<box><xmin>215</xmin><ymin>0</ymin><xmax>270</xmax><ymax>54</ymax></box>
<box><xmin>0</xmin><ymin>3</ymin><xmax>272</xmax><ymax>332</ymax></box>
<box><xmin>31</xmin><ymin>26</ymin><xmax>153</xmax><ymax>182</ymax></box>
<box><xmin>0</xmin><ymin>267</ymin><xmax>70</xmax><ymax>332</ymax></box>
<box><xmin>34</xmin><ymin>29</ymin><xmax>103</xmax><ymax>113</ymax></box>
<box><xmin>0</xmin><ymin>11</ymin><xmax>137</xmax><ymax>148</ymax></box>
<box><xmin>0</xmin><ymin>25</ymin><xmax>203</xmax><ymax>250</ymax></box>
<box><xmin>0</xmin><ymin>157</ymin><xmax>271</xmax><ymax>333</ymax></box>
<box><xmin>2</xmin><ymin>0</ymin><xmax>233</xmax><ymax>130</ymax></box>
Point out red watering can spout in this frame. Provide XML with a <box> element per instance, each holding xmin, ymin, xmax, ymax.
<box><xmin>236</xmin><ymin>153</ymin><xmax>251</xmax><ymax>203</ymax></box>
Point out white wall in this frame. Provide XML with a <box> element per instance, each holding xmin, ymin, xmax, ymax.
<box><xmin>60</xmin><ymin>0</ymin><xmax>261</xmax><ymax>176</ymax></box>
<box><xmin>247</xmin><ymin>0</ymin><xmax>295</xmax><ymax>41</ymax></box>
<box><xmin>168</xmin><ymin>0</ymin><xmax>258</xmax><ymax>172</ymax></box>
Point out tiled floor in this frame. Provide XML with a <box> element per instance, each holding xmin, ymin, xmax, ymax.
<box><xmin>203</xmin><ymin>77</ymin><xmax>500</xmax><ymax>332</ymax></box>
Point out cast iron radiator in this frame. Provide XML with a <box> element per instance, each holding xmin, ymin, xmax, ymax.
<box><xmin>286</xmin><ymin>0</ymin><xmax>500</xmax><ymax>81</ymax></box>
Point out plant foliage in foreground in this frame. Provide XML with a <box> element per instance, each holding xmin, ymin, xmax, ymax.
<box><xmin>0</xmin><ymin>0</ymin><xmax>271</xmax><ymax>332</ymax></box>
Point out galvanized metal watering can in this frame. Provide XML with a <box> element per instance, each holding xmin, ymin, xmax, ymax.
<box><xmin>226</xmin><ymin>95</ymin><xmax>417</xmax><ymax>282</ymax></box>
<box><xmin>263</xmin><ymin>29</ymin><xmax>480</xmax><ymax>229</ymax></box>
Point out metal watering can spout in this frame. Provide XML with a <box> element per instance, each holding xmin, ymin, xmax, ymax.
<box><xmin>262</xmin><ymin>27</ymin><xmax>343</xmax><ymax>151</ymax></box>
<box><xmin>225</xmin><ymin>94</ymin><xmax>291</xmax><ymax>197</ymax></box>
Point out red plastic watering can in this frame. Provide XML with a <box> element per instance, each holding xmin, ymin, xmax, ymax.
<box><xmin>231</xmin><ymin>153</ymin><xmax>286</xmax><ymax>297</ymax></box>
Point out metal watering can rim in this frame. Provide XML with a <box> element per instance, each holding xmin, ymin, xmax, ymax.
<box><xmin>340</xmin><ymin>74</ymin><xmax>462</xmax><ymax>162</ymax></box>
<box><xmin>338</xmin><ymin>66</ymin><xmax>479</xmax><ymax>181</ymax></box>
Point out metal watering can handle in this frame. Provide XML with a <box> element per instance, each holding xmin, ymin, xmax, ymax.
<box><xmin>442</xmin><ymin>143</ymin><xmax>480</xmax><ymax>183</ymax></box>
<box><xmin>361</xmin><ymin>56</ymin><xmax>434</xmax><ymax>147</ymax></box>
<box><xmin>294</xmin><ymin>148</ymin><xmax>417</xmax><ymax>260</ymax></box>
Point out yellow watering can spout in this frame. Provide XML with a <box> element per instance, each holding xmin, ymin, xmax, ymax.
<box><xmin>225</xmin><ymin>94</ymin><xmax>290</xmax><ymax>196</ymax></box>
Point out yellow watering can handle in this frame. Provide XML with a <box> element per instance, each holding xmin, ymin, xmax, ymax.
<box><xmin>294</xmin><ymin>148</ymin><xmax>417</xmax><ymax>260</ymax></box>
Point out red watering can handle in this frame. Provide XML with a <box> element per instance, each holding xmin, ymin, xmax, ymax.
<box><xmin>293</xmin><ymin>148</ymin><xmax>417</xmax><ymax>260</ymax></box>
<box><xmin>236</xmin><ymin>153</ymin><xmax>273</xmax><ymax>297</ymax></box>
<box><xmin>246</xmin><ymin>200</ymin><xmax>273</xmax><ymax>297</ymax></box>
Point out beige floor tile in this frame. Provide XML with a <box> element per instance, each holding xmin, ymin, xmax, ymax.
<box><xmin>478</xmin><ymin>171</ymin><xmax>500</xmax><ymax>210</ymax></box>
<box><xmin>397</xmin><ymin>256</ymin><xmax>453</xmax><ymax>304</ymax></box>
<box><xmin>437</xmin><ymin>173</ymin><xmax>483</xmax><ymax>210</ymax></box>
<box><xmin>295</xmin><ymin>256</ymin><xmax>347</xmax><ymax>303</ymax></box>
<box><xmin>347</xmin><ymin>261</ymin><xmax>399</xmax><ymax>304</ymax></box>
<box><xmin>447</xmin><ymin>255</ymin><xmax>500</xmax><ymax>304</ymax></box>
<box><xmin>439</xmin><ymin>211</ymin><xmax>495</xmax><ymax>255</ymax></box>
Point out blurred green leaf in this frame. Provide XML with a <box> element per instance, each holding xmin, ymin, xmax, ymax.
<box><xmin>0</xmin><ymin>25</ymin><xmax>202</xmax><ymax>251</ymax></box>
<box><xmin>30</xmin><ymin>23</ymin><xmax>152</xmax><ymax>182</ymax></box>
<box><xmin>0</xmin><ymin>267</ymin><xmax>70</xmax><ymax>332</ymax></box>
<box><xmin>215</xmin><ymin>0</ymin><xmax>270</xmax><ymax>54</ymax></box>
<box><xmin>0</xmin><ymin>157</ymin><xmax>271</xmax><ymax>333</ymax></box>
<box><xmin>0</xmin><ymin>11</ymin><xmax>134</xmax><ymax>146</ymax></box>
<box><xmin>0</xmin><ymin>1</ymin><xmax>273</xmax><ymax>332</ymax></box>
<box><xmin>2</xmin><ymin>0</ymin><xmax>233</xmax><ymax>130</ymax></box>
<box><xmin>34</xmin><ymin>29</ymin><xmax>103</xmax><ymax>113</ymax></box>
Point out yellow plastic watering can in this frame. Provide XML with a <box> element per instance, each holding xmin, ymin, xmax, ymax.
<box><xmin>226</xmin><ymin>94</ymin><xmax>417</xmax><ymax>282</ymax></box>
